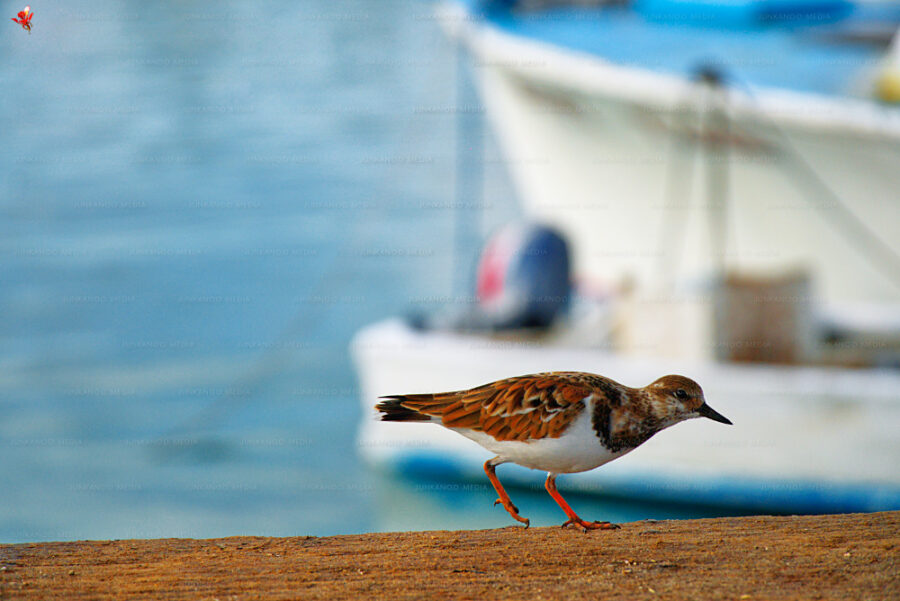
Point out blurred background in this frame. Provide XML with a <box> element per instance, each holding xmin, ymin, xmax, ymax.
<box><xmin>3</xmin><ymin>0</ymin><xmax>900</xmax><ymax>543</ymax></box>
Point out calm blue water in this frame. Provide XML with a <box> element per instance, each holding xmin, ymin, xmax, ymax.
<box><xmin>1</xmin><ymin>1</ymin><xmax>754</xmax><ymax>544</ymax></box>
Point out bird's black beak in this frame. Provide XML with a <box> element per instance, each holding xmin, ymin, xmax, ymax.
<box><xmin>697</xmin><ymin>402</ymin><xmax>732</xmax><ymax>425</ymax></box>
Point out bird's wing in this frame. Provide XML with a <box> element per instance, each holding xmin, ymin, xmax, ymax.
<box><xmin>387</xmin><ymin>373</ymin><xmax>592</xmax><ymax>442</ymax></box>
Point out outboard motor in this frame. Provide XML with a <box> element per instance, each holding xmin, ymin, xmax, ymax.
<box><xmin>475</xmin><ymin>222</ymin><xmax>571</xmax><ymax>329</ymax></box>
<box><xmin>408</xmin><ymin>222</ymin><xmax>572</xmax><ymax>332</ymax></box>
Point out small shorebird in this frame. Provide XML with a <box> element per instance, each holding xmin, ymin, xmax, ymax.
<box><xmin>376</xmin><ymin>372</ymin><xmax>731</xmax><ymax>530</ymax></box>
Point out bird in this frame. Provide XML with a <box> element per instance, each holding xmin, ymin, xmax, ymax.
<box><xmin>376</xmin><ymin>372</ymin><xmax>731</xmax><ymax>531</ymax></box>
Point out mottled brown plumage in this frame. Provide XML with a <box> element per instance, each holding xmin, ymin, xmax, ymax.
<box><xmin>379</xmin><ymin>372</ymin><xmax>607</xmax><ymax>442</ymax></box>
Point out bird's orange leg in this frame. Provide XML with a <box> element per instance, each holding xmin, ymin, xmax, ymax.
<box><xmin>545</xmin><ymin>474</ymin><xmax>619</xmax><ymax>531</ymax></box>
<box><xmin>484</xmin><ymin>459</ymin><xmax>529</xmax><ymax>527</ymax></box>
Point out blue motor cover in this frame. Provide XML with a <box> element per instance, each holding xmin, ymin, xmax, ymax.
<box><xmin>474</xmin><ymin>222</ymin><xmax>571</xmax><ymax>329</ymax></box>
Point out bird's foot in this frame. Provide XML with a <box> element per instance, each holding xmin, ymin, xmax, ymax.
<box><xmin>561</xmin><ymin>518</ymin><xmax>619</xmax><ymax>532</ymax></box>
<box><xmin>493</xmin><ymin>498</ymin><xmax>529</xmax><ymax>528</ymax></box>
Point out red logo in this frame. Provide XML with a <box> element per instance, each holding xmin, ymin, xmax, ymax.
<box><xmin>11</xmin><ymin>6</ymin><xmax>33</xmax><ymax>33</ymax></box>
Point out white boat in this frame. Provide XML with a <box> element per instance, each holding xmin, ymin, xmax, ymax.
<box><xmin>354</xmin><ymin>0</ymin><xmax>900</xmax><ymax>514</ymax></box>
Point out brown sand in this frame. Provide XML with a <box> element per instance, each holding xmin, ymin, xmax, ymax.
<box><xmin>1</xmin><ymin>512</ymin><xmax>898</xmax><ymax>600</ymax></box>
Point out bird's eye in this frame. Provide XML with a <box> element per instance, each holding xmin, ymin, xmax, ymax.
<box><xmin>675</xmin><ymin>389</ymin><xmax>688</xmax><ymax>400</ymax></box>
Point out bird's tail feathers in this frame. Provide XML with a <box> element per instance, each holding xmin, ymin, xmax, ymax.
<box><xmin>375</xmin><ymin>395</ymin><xmax>436</xmax><ymax>422</ymax></box>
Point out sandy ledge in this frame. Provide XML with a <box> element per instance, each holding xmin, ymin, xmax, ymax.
<box><xmin>1</xmin><ymin>512</ymin><xmax>898</xmax><ymax>600</ymax></box>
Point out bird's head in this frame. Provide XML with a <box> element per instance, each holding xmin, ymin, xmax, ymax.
<box><xmin>646</xmin><ymin>375</ymin><xmax>732</xmax><ymax>427</ymax></box>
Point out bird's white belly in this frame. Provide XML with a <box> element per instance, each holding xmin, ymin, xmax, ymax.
<box><xmin>453</xmin><ymin>407</ymin><xmax>633</xmax><ymax>474</ymax></box>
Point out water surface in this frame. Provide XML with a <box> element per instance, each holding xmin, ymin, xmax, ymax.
<box><xmin>2</xmin><ymin>0</ymin><xmax>755</xmax><ymax>543</ymax></box>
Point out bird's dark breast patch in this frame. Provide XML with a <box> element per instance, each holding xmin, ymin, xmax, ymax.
<box><xmin>588</xmin><ymin>378</ymin><xmax>626</xmax><ymax>450</ymax></box>
<box><xmin>592</xmin><ymin>404</ymin><xmax>614</xmax><ymax>450</ymax></box>
<box><xmin>592</xmin><ymin>400</ymin><xmax>659</xmax><ymax>453</ymax></box>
